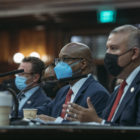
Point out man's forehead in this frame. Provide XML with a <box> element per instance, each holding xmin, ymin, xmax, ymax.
<box><xmin>18</xmin><ymin>62</ymin><xmax>32</xmax><ymax>71</ymax></box>
<box><xmin>107</xmin><ymin>33</ymin><xmax>129</xmax><ymax>45</ymax></box>
<box><xmin>59</xmin><ymin>50</ymin><xmax>78</xmax><ymax>58</ymax></box>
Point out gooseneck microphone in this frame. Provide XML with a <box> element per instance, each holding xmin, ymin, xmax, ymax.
<box><xmin>42</xmin><ymin>74</ymin><xmax>88</xmax><ymax>85</ymax></box>
<box><xmin>59</xmin><ymin>74</ymin><xmax>88</xmax><ymax>82</ymax></box>
<box><xmin>0</xmin><ymin>69</ymin><xmax>24</xmax><ymax>77</ymax></box>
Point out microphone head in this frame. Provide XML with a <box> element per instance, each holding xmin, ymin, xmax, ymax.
<box><xmin>15</xmin><ymin>69</ymin><xmax>24</xmax><ymax>74</ymax></box>
<box><xmin>0</xmin><ymin>69</ymin><xmax>24</xmax><ymax>78</ymax></box>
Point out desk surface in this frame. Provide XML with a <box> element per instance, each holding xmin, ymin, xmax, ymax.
<box><xmin>0</xmin><ymin>124</ymin><xmax>140</xmax><ymax>139</ymax></box>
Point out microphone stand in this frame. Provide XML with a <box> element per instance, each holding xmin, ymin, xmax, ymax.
<box><xmin>0</xmin><ymin>69</ymin><xmax>24</xmax><ymax>120</ymax></box>
<box><xmin>7</xmin><ymin>88</ymin><xmax>19</xmax><ymax>119</ymax></box>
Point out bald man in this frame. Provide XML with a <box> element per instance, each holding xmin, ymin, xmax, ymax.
<box><xmin>37</xmin><ymin>42</ymin><xmax>109</xmax><ymax>123</ymax></box>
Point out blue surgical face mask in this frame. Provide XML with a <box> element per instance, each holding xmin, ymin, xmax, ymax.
<box><xmin>54</xmin><ymin>61</ymin><xmax>80</xmax><ymax>80</ymax></box>
<box><xmin>15</xmin><ymin>76</ymin><xmax>27</xmax><ymax>90</ymax></box>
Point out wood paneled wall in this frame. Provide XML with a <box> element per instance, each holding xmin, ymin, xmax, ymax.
<box><xmin>0</xmin><ymin>27</ymin><xmax>70</xmax><ymax>82</ymax></box>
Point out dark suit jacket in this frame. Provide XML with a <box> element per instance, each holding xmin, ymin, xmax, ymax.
<box><xmin>18</xmin><ymin>87</ymin><xmax>51</xmax><ymax>118</ymax></box>
<box><xmin>102</xmin><ymin>70</ymin><xmax>140</xmax><ymax>126</ymax></box>
<box><xmin>37</xmin><ymin>75</ymin><xmax>110</xmax><ymax>118</ymax></box>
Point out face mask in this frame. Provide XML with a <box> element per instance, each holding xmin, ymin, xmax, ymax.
<box><xmin>42</xmin><ymin>81</ymin><xmax>58</xmax><ymax>99</ymax></box>
<box><xmin>54</xmin><ymin>61</ymin><xmax>80</xmax><ymax>80</ymax></box>
<box><xmin>104</xmin><ymin>49</ymin><xmax>132</xmax><ymax>77</ymax></box>
<box><xmin>15</xmin><ymin>76</ymin><xmax>27</xmax><ymax>90</ymax></box>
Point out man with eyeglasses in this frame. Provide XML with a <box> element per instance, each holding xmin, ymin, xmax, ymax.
<box><xmin>11</xmin><ymin>56</ymin><xmax>51</xmax><ymax>118</ymax></box>
<box><xmin>36</xmin><ymin>42</ymin><xmax>110</xmax><ymax>123</ymax></box>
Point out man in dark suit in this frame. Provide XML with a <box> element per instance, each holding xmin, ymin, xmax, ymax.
<box><xmin>65</xmin><ymin>25</ymin><xmax>140</xmax><ymax>126</ymax></box>
<box><xmin>12</xmin><ymin>56</ymin><xmax>51</xmax><ymax>118</ymax></box>
<box><xmin>37</xmin><ymin>42</ymin><xmax>109</xmax><ymax>122</ymax></box>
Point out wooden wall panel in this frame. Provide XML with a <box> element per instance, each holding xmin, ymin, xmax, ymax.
<box><xmin>0</xmin><ymin>31</ymin><xmax>10</xmax><ymax>62</ymax></box>
<box><xmin>18</xmin><ymin>29</ymin><xmax>47</xmax><ymax>59</ymax></box>
<box><xmin>45</xmin><ymin>28</ymin><xmax>69</xmax><ymax>64</ymax></box>
<box><xmin>0</xmin><ymin>27</ymin><xmax>69</xmax><ymax>83</ymax></box>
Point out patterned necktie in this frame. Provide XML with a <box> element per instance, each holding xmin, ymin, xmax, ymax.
<box><xmin>61</xmin><ymin>89</ymin><xmax>73</xmax><ymax>118</ymax></box>
<box><xmin>107</xmin><ymin>80</ymin><xmax>127</xmax><ymax>121</ymax></box>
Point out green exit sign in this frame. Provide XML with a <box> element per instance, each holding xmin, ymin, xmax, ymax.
<box><xmin>98</xmin><ymin>10</ymin><xmax>116</xmax><ymax>23</ymax></box>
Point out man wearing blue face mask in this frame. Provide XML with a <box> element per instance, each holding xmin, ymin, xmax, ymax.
<box><xmin>11</xmin><ymin>56</ymin><xmax>51</xmax><ymax>118</ymax></box>
<box><xmin>36</xmin><ymin>42</ymin><xmax>110</xmax><ymax>123</ymax></box>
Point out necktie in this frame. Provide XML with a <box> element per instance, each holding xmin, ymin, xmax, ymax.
<box><xmin>61</xmin><ymin>89</ymin><xmax>73</xmax><ymax>118</ymax></box>
<box><xmin>107</xmin><ymin>80</ymin><xmax>127</xmax><ymax>121</ymax></box>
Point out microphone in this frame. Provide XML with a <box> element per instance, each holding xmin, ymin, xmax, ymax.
<box><xmin>42</xmin><ymin>74</ymin><xmax>88</xmax><ymax>84</ymax></box>
<box><xmin>59</xmin><ymin>74</ymin><xmax>87</xmax><ymax>82</ymax></box>
<box><xmin>0</xmin><ymin>69</ymin><xmax>24</xmax><ymax>77</ymax></box>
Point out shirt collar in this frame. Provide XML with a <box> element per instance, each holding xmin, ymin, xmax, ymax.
<box><xmin>24</xmin><ymin>86</ymin><xmax>39</xmax><ymax>98</ymax></box>
<box><xmin>71</xmin><ymin>74</ymin><xmax>91</xmax><ymax>95</ymax></box>
<box><xmin>126</xmin><ymin>65</ymin><xmax>140</xmax><ymax>86</ymax></box>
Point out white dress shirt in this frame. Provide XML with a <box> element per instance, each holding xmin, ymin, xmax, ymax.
<box><xmin>55</xmin><ymin>74</ymin><xmax>91</xmax><ymax>123</ymax></box>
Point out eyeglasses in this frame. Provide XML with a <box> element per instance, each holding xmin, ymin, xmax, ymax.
<box><xmin>54</xmin><ymin>57</ymin><xmax>83</xmax><ymax>65</ymax></box>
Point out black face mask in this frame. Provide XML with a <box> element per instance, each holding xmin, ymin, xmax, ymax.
<box><xmin>41</xmin><ymin>81</ymin><xmax>59</xmax><ymax>99</ymax></box>
<box><xmin>104</xmin><ymin>49</ymin><xmax>132</xmax><ymax>77</ymax></box>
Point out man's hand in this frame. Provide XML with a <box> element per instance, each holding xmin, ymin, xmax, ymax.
<box><xmin>37</xmin><ymin>114</ymin><xmax>56</xmax><ymax>122</ymax></box>
<box><xmin>65</xmin><ymin>97</ymin><xmax>102</xmax><ymax>123</ymax></box>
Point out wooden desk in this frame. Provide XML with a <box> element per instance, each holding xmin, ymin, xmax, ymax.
<box><xmin>0</xmin><ymin>124</ymin><xmax>140</xmax><ymax>139</ymax></box>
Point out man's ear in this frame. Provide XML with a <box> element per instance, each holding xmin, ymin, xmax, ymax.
<box><xmin>132</xmin><ymin>47</ymin><xmax>140</xmax><ymax>60</ymax></box>
<box><xmin>80</xmin><ymin>59</ymin><xmax>87</xmax><ymax>70</ymax></box>
<box><xmin>32</xmin><ymin>74</ymin><xmax>40</xmax><ymax>82</ymax></box>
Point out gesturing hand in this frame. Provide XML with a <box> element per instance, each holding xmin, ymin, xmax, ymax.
<box><xmin>65</xmin><ymin>97</ymin><xmax>102</xmax><ymax>123</ymax></box>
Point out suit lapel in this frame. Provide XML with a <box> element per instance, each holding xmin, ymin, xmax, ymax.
<box><xmin>113</xmin><ymin>71</ymin><xmax>140</xmax><ymax>122</ymax></box>
<box><xmin>22</xmin><ymin>87</ymin><xmax>39</xmax><ymax>108</ymax></box>
<box><xmin>73</xmin><ymin>75</ymin><xmax>94</xmax><ymax>103</ymax></box>
<box><xmin>103</xmin><ymin>89</ymin><xmax>118</xmax><ymax>119</ymax></box>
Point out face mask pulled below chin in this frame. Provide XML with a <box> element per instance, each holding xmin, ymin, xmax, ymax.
<box><xmin>104</xmin><ymin>53</ymin><xmax>123</xmax><ymax>77</ymax></box>
<box><xmin>15</xmin><ymin>76</ymin><xmax>27</xmax><ymax>90</ymax></box>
